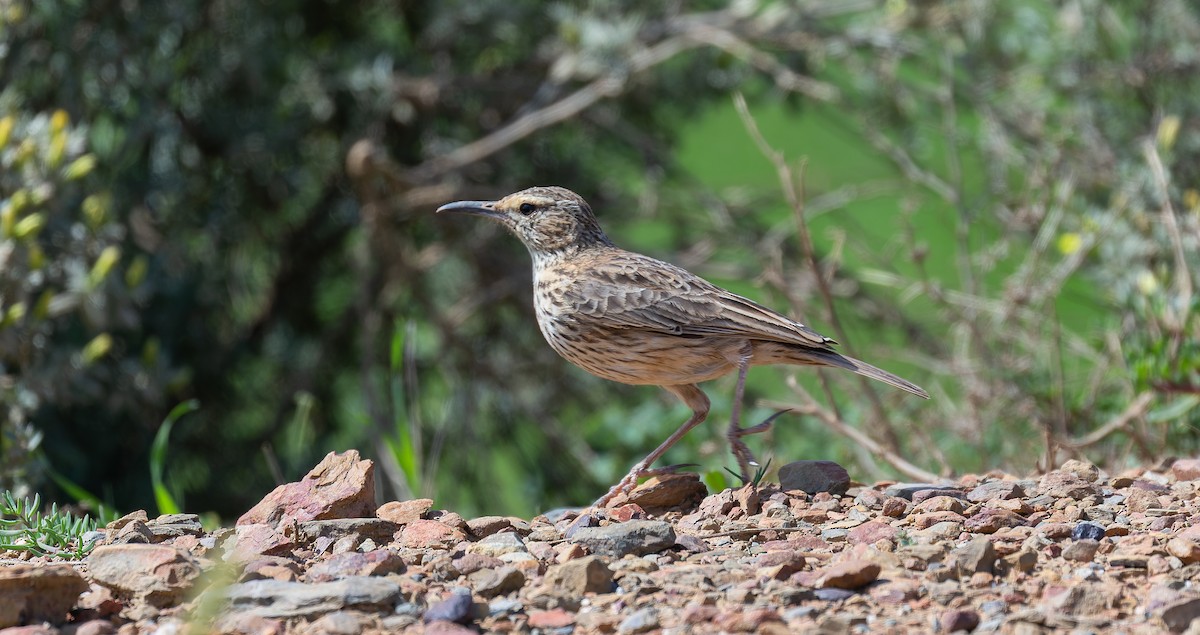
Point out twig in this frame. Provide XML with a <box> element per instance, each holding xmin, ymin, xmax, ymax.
<box><xmin>1142</xmin><ymin>138</ymin><xmax>1193</xmax><ymax>345</ymax></box>
<box><xmin>1059</xmin><ymin>392</ymin><xmax>1155</xmax><ymax>449</ymax></box>
<box><xmin>732</xmin><ymin>91</ymin><xmax>904</xmax><ymax>453</ymax></box>
<box><xmin>765</xmin><ymin>377</ymin><xmax>939</xmax><ymax>483</ymax></box>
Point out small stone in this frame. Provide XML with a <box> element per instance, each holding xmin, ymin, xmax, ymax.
<box><xmin>967</xmin><ymin>481</ymin><xmax>1024</xmax><ymax>503</ymax></box>
<box><xmin>1002</xmin><ymin>548</ymin><xmax>1037</xmax><ymax>574</ymax></box>
<box><xmin>940</xmin><ymin>609</ymin><xmax>980</xmax><ymax>633</ymax></box>
<box><xmin>238</xmin><ymin>450</ymin><xmax>376</xmax><ymax>526</ymax></box>
<box><xmin>1168</xmin><ymin>537</ymin><xmax>1200</xmax><ymax>564</ymax></box>
<box><xmin>1125</xmin><ymin>487</ymin><xmax>1160</xmax><ymax>513</ymax></box>
<box><xmin>0</xmin><ymin>564</ymin><xmax>89</xmax><ymax>628</ymax></box>
<box><xmin>914</xmin><ymin>496</ymin><xmax>966</xmax><ymax>514</ymax></box>
<box><xmin>712</xmin><ymin>608</ymin><xmax>783</xmax><ymax>632</ymax></box>
<box><xmin>965</xmin><ymin>507</ymin><xmax>1026</xmax><ymax>534</ymax></box>
<box><xmin>617</xmin><ymin>607</ymin><xmax>659</xmax><ymax>634</ymax></box>
<box><xmin>1161</xmin><ymin>597</ymin><xmax>1200</xmax><ymax>632</ymax></box>
<box><xmin>818</xmin><ymin>559</ymin><xmax>880</xmax><ymax>589</ymax></box>
<box><xmin>453</xmin><ymin>553</ymin><xmax>505</xmax><ymax>576</ymax></box>
<box><xmin>87</xmin><ymin>544</ymin><xmax>202</xmax><ymax>607</ymax></box>
<box><xmin>883</xmin><ymin>483</ymin><xmax>945</xmax><ymax>500</ymax></box>
<box><xmin>216</xmin><ymin>577</ymin><xmax>401</xmax><ymax>618</ymax></box>
<box><xmin>1039</xmin><ymin>472</ymin><xmax>1099</xmax><ymax>500</ymax></box>
<box><xmin>528</xmin><ymin>608</ymin><xmax>576</xmax><ymax>629</ymax></box>
<box><xmin>913</xmin><ymin>511</ymin><xmax>966</xmax><ymax>529</ymax></box>
<box><xmin>468</xmin><ymin>531</ymin><xmax>526</xmax><ymax>557</ymax></box>
<box><xmin>306</xmin><ymin>549</ymin><xmax>405</xmax><ymax>582</ymax></box>
<box><xmin>953</xmin><ymin>537</ymin><xmax>995</xmax><ymax>576</ymax></box>
<box><xmin>1059</xmin><ymin>459</ymin><xmax>1101</xmax><ymax>482</ymax></box>
<box><xmin>377</xmin><ymin>499</ymin><xmax>434</xmax><ymax>525</ymax></box>
<box><xmin>308</xmin><ymin>611</ymin><xmax>373</xmax><ymax>635</ymax></box>
<box><xmin>469</xmin><ymin>566</ymin><xmax>525</xmax><ymax>598</ymax></box>
<box><xmin>465</xmin><ymin>516</ymin><xmax>512</xmax><ymax>537</ymax></box>
<box><xmin>779</xmin><ymin>461</ymin><xmax>851</xmax><ymax>495</ymax></box>
<box><xmin>1072</xmin><ymin>522</ymin><xmax>1106</xmax><ymax>541</ymax></box>
<box><xmin>911</xmin><ymin>489</ymin><xmax>967</xmax><ymax>504</ymax></box>
<box><xmin>881</xmin><ymin>498</ymin><xmax>908</xmax><ymax>518</ymax></box>
<box><xmin>812</xmin><ymin>588</ymin><xmax>857</xmax><ymax>601</ymax></box>
<box><xmin>848</xmin><ymin>520</ymin><xmax>897</xmax><ymax>545</ymax></box>
<box><xmin>1062</xmin><ymin>539</ymin><xmax>1100</xmax><ymax>563</ymax></box>
<box><xmin>1041</xmin><ymin>583</ymin><xmax>1109</xmax><ymax>617</ymax></box>
<box><xmin>543</xmin><ymin>556</ymin><xmax>614</xmax><ymax>595</ymax></box>
<box><xmin>423</xmin><ymin>590</ymin><xmax>474</xmax><ymax>624</ymax></box>
<box><xmin>400</xmin><ymin>520</ymin><xmax>467</xmax><ymax>549</ymax></box>
<box><xmin>620</xmin><ymin>473</ymin><xmax>707</xmax><ymax>511</ymax></box>
<box><xmin>1170</xmin><ymin>458</ymin><xmax>1200</xmax><ymax>482</ymax></box>
<box><xmin>569</xmin><ymin>520</ymin><xmax>675</xmax><ymax>557</ymax></box>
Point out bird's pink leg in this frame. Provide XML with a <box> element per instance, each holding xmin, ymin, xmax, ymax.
<box><xmin>726</xmin><ymin>352</ymin><xmax>791</xmax><ymax>483</ymax></box>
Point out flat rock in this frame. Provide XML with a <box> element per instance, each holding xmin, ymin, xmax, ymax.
<box><xmin>1160</xmin><ymin>597</ymin><xmax>1200</xmax><ymax>632</ymax></box>
<box><xmin>400</xmin><ymin>520</ymin><xmax>467</xmax><ymax>549</ymax></box>
<box><xmin>543</xmin><ymin>556</ymin><xmax>614</xmax><ymax>595</ymax></box>
<box><xmin>883</xmin><ymin>483</ymin><xmax>947</xmax><ymax>501</ymax></box>
<box><xmin>0</xmin><ymin>564</ymin><xmax>89</xmax><ymax>628</ymax></box>
<box><xmin>847</xmin><ymin>520</ymin><xmax>897</xmax><ymax>545</ymax></box>
<box><xmin>216</xmin><ymin>577</ymin><xmax>401</xmax><ymax>618</ymax></box>
<box><xmin>469</xmin><ymin>566</ymin><xmax>525</xmax><ymax>598</ymax></box>
<box><xmin>528</xmin><ymin>608</ymin><xmax>576</xmax><ymax>629</ymax></box>
<box><xmin>818</xmin><ymin>560</ymin><xmax>880</xmax><ymax>589</ymax></box>
<box><xmin>87</xmin><ymin>544</ymin><xmax>202</xmax><ymax>606</ymax></box>
<box><xmin>306</xmin><ymin>549</ymin><xmax>405</xmax><ymax>582</ymax></box>
<box><xmin>376</xmin><ymin>499</ymin><xmax>433</xmax><ymax>525</ymax></box>
<box><xmin>238</xmin><ymin>450</ymin><xmax>376</xmax><ymax>526</ymax></box>
<box><xmin>617</xmin><ymin>474</ymin><xmax>707</xmax><ymax>511</ymax></box>
<box><xmin>617</xmin><ymin>607</ymin><xmax>659</xmax><ymax>634</ymax></box>
<box><xmin>1062</xmin><ymin>539</ymin><xmax>1100</xmax><ymax>563</ymax></box>
<box><xmin>779</xmin><ymin>461</ymin><xmax>851</xmax><ymax>495</ymax></box>
<box><xmin>569</xmin><ymin>520</ymin><xmax>675</xmax><ymax>557</ymax></box>
<box><xmin>967</xmin><ymin>481</ymin><xmax>1024</xmax><ymax>502</ymax></box>
<box><xmin>952</xmin><ymin>537</ymin><xmax>995</xmax><ymax>576</ymax></box>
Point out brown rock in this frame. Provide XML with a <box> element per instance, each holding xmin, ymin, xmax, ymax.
<box><xmin>465</xmin><ymin>516</ymin><xmax>513</xmax><ymax>538</ymax></box>
<box><xmin>757</xmin><ymin>551</ymin><xmax>806</xmax><ymax>580</ymax></box>
<box><xmin>940</xmin><ymin>609</ymin><xmax>980</xmax><ymax>632</ymax></box>
<box><xmin>913</xmin><ymin>511</ymin><xmax>967</xmax><ymax>529</ymax></box>
<box><xmin>307</xmin><ymin>549</ymin><xmax>406</xmax><ymax>582</ymax></box>
<box><xmin>528</xmin><ymin>608</ymin><xmax>576</xmax><ymax>629</ymax></box>
<box><xmin>620</xmin><ymin>473</ymin><xmax>707</xmax><ymax>511</ymax></box>
<box><xmin>239</xmin><ymin>556</ymin><xmax>303</xmax><ymax>582</ymax></box>
<box><xmin>1062</xmin><ymin>539</ymin><xmax>1100</xmax><ymax>563</ymax></box>
<box><xmin>848</xmin><ymin>520</ymin><xmax>897</xmax><ymax>545</ymax></box>
<box><xmin>1125</xmin><ymin>487</ymin><xmax>1160</xmax><ymax>513</ymax></box>
<box><xmin>0</xmin><ymin>564</ymin><xmax>89</xmax><ymax>628</ymax></box>
<box><xmin>238</xmin><ymin>450</ymin><xmax>376</xmax><ymax>526</ymax></box>
<box><xmin>911</xmin><ymin>489</ymin><xmax>967</xmax><ymax>504</ymax></box>
<box><xmin>1168</xmin><ymin>537</ymin><xmax>1200</xmax><ymax>564</ymax></box>
<box><xmin>1160</xmin><ymin>597</ymin><xmax>1200</xmax><ymax>632</ymax></box>
<box><xmin>965</xmin><ymin>507</ymin><xmax>1026</xmax><ymax>534</ymax></box>
<box><xmin>228</xmin><ymin>523</ymin><xmax>297</xmax><ymax>561</ymax></box>
<box><xmin>914</xmin><ymin>496</ymin><xmax>966</xmax><ymax>514</ymax></box>
<box><xmin>967</xmin><ymin>481</ymin><xmax>1024</xmax><ymax>503</ymax></box>
<box><xmin>952</xmin><ymin>537</ymin><xmax>995</xmax><ymax>576</ymax></box>
<box><xmin>1039</xmin><ymin>472</ymin><xmax>1099</xmax><ymax>500</ymax></box>
<box><xmin>399</xmin><ymin>520</ymin><xmax>466</xmax><ymax>549</ymax></box>
<box><xmin>881</xmin><ymin>497</ymin><xmax>908</xmax><ymax>518</ymax></box>
<box><xmin>818</xmin><ymin>559</ymin><xmax>880</xmax><ymax>589</ymax></box>
<box><xmin>87</xmin><ymin>544</ymin><xmax>202</xmax><ymax>607</ymax></box>
<box><xmin>712</xmin><ymin>608</ymin><xmax>784</xmax><ymax>632</ymax></box>
<box><xmin>542</xmin><ymin>556</ymin><xmax>613</xmax><ymax>596</ymax></box>
<box><xmin>377</xmin><ymin>499</ymin><xmax>433</xmax><ymax>525</ymax></box>
<box><xmin>1171</xmin><ymin>458</ymin><xmax>1200</xmax><ymax>482</ymax></box>
<box><xmin>1041</xmin><ymin>583</ymin><xmax>1110</xmax><ymax>617</ymax></box>
<box><xmin>1059</xmin><ymin>459</ymin><xmax>1101</xmax><ymax>482</ymax></box>
<box><xmin>468</xmin><ymin>565</ymin><xmax>525</xmax><ymax>597</ymax></box>
<box><xmin>453</xmin><ymin>553</ymin><xmax>505</xmax><ymax>576</ymax></box>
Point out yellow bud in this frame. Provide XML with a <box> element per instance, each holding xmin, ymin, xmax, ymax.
<box><xmin>47</xmin><ymin>131</ymin><xmax>67</xmax><ymax>167</ymax></box>
<box><xmin>81</xmin><ymin>333</ymin><xmax>113</xmax><ymax>365</ymax></box>
<box><xmin>125</xmin><ymin>255</ymin><xmax>148</xmax><ymax>288</ymax></box>
<box><xmin>5</xmin><ymin>302</ymin><xmax>26</xmax><ymax>324</ymax></box>
<box><xmin>1157</xmin><ymin>115</ymin><xmax>1181</xmax><ymax>151</ymax></box>
<box><xmin>1056</xmin><ymin>232</ymin><xmax>1082</xmax><ymax>256</ymax></box>
<box><xmin>82</xmin><ymin>193</ymin><xmax>109</xmax><ymax>228</ymax></box>
<box><xmin>64</xmin><ymin>153</ymin><xmax>96</xmax><ymax>180</ymax></box>
<box><xmin>1185</xmin><ymin>189</ymin><xmax>1200</xmax><ymax>213</ymax></box>
<box><xmin>88</xmin><ymin>246</ymin><xmax>121</xmax><ymax>288</ymax></box>
<box><xmin>1136</xmin><ymin>271</ymin><xmax>1158</xmax><ymax>295</ymax></box>
<box><xmin>50</xmin><ymin>109</ymin><xmax>69</xmax><ymax>134</ymax></box>
<box><xmin>13</xmin><ymin>212</ymin><xmax>44</xmax><ymax>239</ymax></box>
<box><xmin>0</xmin><ymin>116</ymin><xmax>13</xmax><ymax>149</ymax></box>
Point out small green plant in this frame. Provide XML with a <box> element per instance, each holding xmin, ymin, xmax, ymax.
<box><xmin>0</xmin><ymin>491</ymin><xmax>97</xmax><ymax>559</ymax></box>
<box><xmin>150</xmin><ymin>400</ymin><xmax>200</xmax><ymax>516</ymax></box>
<box><xmin>725</xmin><ymin>458</ymin><xmax>773</xmax><ymax>488</ymax></box>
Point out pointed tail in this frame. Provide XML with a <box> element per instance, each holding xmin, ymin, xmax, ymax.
<box><xmin>807</xmin><ymin>349</ymin><xmax>930</xmax><ymax>399</ymax></box>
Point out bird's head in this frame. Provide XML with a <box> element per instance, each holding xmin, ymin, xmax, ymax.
<box><xmin>436</xmin><ymin>186</ymin><xmax>613</xmax><ymax>255</ymax></box>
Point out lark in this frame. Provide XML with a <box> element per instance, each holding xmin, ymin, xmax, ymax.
<box><xmin>438</xmin><ymin>186</ymin><xmax>928</xmax><ymax>506</ymax></box>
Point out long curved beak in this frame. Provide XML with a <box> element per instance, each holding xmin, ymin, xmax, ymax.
<box><xmin>436</xmin><ymin>200</ymin><xmax>501</xmax><ymax>219</ymax></box>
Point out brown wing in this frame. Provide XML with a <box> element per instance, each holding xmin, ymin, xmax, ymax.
<box><xmin>563</xmin><ymin>250</ymin><xmax>836</xmax><ymax>349</ymax></box>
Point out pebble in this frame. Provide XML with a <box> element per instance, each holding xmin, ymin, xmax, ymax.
<box><xmin>423</xmin><ymin>589</ymin><xmax>474</xmax><ymax>624</ymax></box>
<box><xmin>779</xmin><ymin>460</ymin><xmax>851</xmax><ymax>495</ymax></box>
<box><xmin>1072</xmin><ymin>522</ymin><xmax>1106</xmax><ymax>541</ymax></box>
<box><xmin>568</xmin><ymin>520</ymin><xmax>675</xmax><ymax>557</ymax></box>
<box><xmin>940</xmin><ymin>608</ymin><xmax>980</xmax><ymax>632</ymax></box>
<box><xmin>1062</xmin><ymin>539</ymin><xmax>1100</xmax><ymax>563</ymax></box>
<box><xmin>617</xmin><ymin>607</ymin><xmax>659</xmax><ymax>634</ymax></box>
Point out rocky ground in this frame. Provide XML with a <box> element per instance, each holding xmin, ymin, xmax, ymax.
<box><xmin>3</xmin><ymin>451</ymin><xmax>1200</xmax><ymax>634</ymax></box>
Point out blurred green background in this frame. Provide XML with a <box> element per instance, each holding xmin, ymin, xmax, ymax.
<box><xmin>2</xmin><ymin>0</ymin><xmax>1198</xmax><ymax>520</ymax></box>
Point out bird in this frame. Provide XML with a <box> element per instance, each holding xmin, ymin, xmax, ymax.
<box><xmin>437</xmin><ymin>186</ymin><xmax>928</xmax><ymax>507</ymax></box>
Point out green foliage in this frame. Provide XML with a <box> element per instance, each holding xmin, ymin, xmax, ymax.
<box><xmin>150</xmin><ymin>400</ymin><xmax>199</xmax><ymax>515</ymax></box>
<box><xmin>0</xmin><ymin>491</ymin><xmax>97</xmax><ymax>559</ymax></box>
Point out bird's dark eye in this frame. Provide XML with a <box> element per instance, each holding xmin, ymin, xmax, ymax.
<box><xmin>519</xmin><ymin>202</ymin><xmax>536</xmax><ymax>215</ymax></box>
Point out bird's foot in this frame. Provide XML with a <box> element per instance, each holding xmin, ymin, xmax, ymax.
<box><xmin>726</xmin><ymin>408</ymin><xmax>791</xmax><ymax>483</ymax></box>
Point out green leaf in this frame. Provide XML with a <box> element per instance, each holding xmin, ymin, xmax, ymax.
<box><xmin>150</xmin><ymin>400</ymin><xmax>200</xmax><ymax>515</ymax></box>
<box><xmin>1147</xmin><ymin>396</ymin><xmax>1200</xmax><ymax>423</ymax></box>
